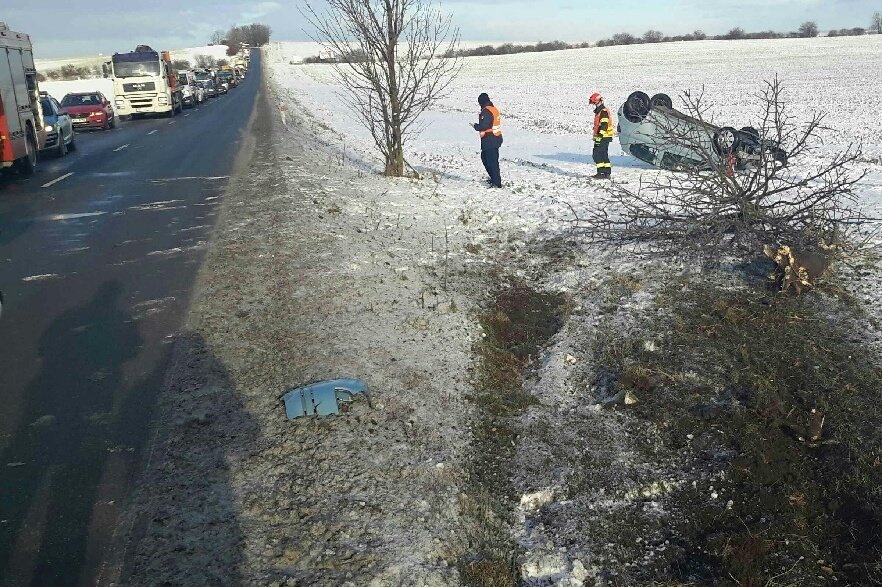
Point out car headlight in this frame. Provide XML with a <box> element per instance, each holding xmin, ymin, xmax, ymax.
<box><xmin>45</xmin><ymin>125</ymin><xmax>54</xmax><ymax>132</ymax></box>
<box><xmin>91</xmin><ymin>112</ymin><xmax>103</xmax><ymax>117</ymax></box>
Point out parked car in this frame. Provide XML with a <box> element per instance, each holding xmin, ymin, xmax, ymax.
<box><xmin>217</xmin><ymin>70</ymin><xmax>236</xmax><ymax>89</ymax></box>
<box><xmin>618</xmin><ymin>91</ymin><xmax>788</xmax><ymax>171</ymax></box>
<box><xmin>176</xmin><ymin>71</ymin><xmax>201</xmax><ymax>108</ymax></box>
<box><xmin>216</xmin><ymin>80</ymin><xmax>229</xmax><ymax>95</ymax></box>
<box><xmin>198</xmin><ymin>80</ymin><xmax>217</xmax><ymax>99</ymax></box>
<box><xmin>60</xmin><ymin>92</ymin><xmax>116</xmax><ymax>130</ymax></box>
<box><xmin>39</xmin><ymin>93</ymin><xmax>75</xmax><ymax>157</ymax></box>
<box><xmin>193</xmin><ymin>81</ymin><xmax>205</xmax><ymax>104</ymax></box>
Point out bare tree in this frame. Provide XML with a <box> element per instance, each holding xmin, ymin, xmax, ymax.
<box><xmin>798</xmin><ymin>21</ymin><xmax>820</xmax><ymax>38</ymax></box>
<box><xmin>723</xmin><ymin>27</ymin><xmax>746</xmax><ymax>40</ymax></box>
<box><xmin>576</xmin><ymin>78</ymin><xmax>872</xmax><ymax>265</ymax></box>
<box><xmin>303</xmin><ymin>0</ymin><xmax>461</xmax><ymax>176</ymax></box>
<box><xmin>642</xmin><ymin>29</ymin><xmax>664</xmax><ymax>43</ymax></box>
<box><xmin>873</xmin><ymin>11</ymin><xmax>882</xmax><ymax>34</ymax></box>
<box><xmin>194</xmin><ymin>54</ymin><xmax>218</xmax><ymax>68</ymax></box>
<box><xmin>210</xmin><ymin>29</ymin><xmax>226</xmax><ymax>45</ymax></box>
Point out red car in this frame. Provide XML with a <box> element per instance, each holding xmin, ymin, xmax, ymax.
<box><xmin>60</xmin><ymin>92</ymin><xmax>117</xmax><ymax>130</ymax></box>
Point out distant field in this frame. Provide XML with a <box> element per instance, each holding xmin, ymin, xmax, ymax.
<box><xmin>34</xmin><ymin>44</ymin><xmax>232</xmax><ymax>72</ymax></box>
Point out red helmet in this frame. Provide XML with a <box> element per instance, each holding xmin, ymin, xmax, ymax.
<box><xmin>589</xmin><ymin>92</ymin><xmax>603</xmax><ymax>105</ymax></box>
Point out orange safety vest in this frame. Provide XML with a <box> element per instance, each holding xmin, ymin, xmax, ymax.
<box><xmin>480</xmin><ymin>105</ymin><xmax>502</xmax><ymax>138</ymax></box>
<box><xmin>594</xmin><ymin>106</ymin><xmax>614</xmax><ymax>139</ymax></box>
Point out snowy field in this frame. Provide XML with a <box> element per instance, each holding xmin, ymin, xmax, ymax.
<box><xmin>267</xmin><ymin>36</ymin><xmax>882</xmax><ymax>229</ymax></box>
<box><xmin>263</xmin><ymin>36</ymin><xmax>882</xmax><ymax>584</ymax></box>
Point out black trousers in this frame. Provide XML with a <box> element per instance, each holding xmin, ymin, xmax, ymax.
<box><xmin>592</xmin><ymin>138</ymin><xmax>612</xmax><ymax>176</ymax></box>
<box><xmin>481</xmin><ymin>148</ymin><xmax>502</xmax><ymax>187</ymax></box>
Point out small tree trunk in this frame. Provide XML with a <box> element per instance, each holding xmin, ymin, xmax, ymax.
<box><xmin>384</xmin><ymin>135</ymin><xmax>404</xmax><ymax>176</ymax></box>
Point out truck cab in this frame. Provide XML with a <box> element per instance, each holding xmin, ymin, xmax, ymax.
<box><xmin>110</xmin><ymin>45</ymin><xmax>183</xmax><ymax>118</ymax></box>
<box><xmin>0</xmin><ymin>22</ymin><xmax>46</xmax><ymax>175</ymax></box>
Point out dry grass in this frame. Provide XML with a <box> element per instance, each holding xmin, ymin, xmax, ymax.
<box><xmin>461</xmin><ymin>280</ymin><xmax>567</xmax><ymax>587</ymax></box>
<box><xmin>592</xmin><ymin>275</ymin><xmax>882</xmax><ymax>585</ymax></box>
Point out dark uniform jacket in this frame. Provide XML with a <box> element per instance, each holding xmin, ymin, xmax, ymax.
<box><xmin>475</xmin><ymin>103</ymin><xmax>503</xmax><ymax>151</ymax></box>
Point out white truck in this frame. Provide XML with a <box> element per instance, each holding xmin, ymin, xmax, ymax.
<box><xmin>109</xmin><ymin>45</ymin><xmax>183</xmax><ymax>118</ymax></box>
<box><xmin>0</xmin><ymin>22</ymin><xmax>45</xmax><ymax>175</ymax></box>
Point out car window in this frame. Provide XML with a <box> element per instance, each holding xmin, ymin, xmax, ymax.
<box><xmin>40</xmin><ymin>98</ymin><xmax>55</xmax><ymax>116</ymax></box>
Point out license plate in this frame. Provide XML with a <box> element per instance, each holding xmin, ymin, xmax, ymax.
<box><xmin>73</xmin><ymin>118</ymin><xmax>87</xmax><ymax>123</ymax></box>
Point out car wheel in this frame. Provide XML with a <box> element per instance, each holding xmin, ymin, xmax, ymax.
<box><xmin>650</xmin><ymin>93</ymin><xmax>673</xmax><ymax>110</ymax></box>
<box><xmin>713</xmin><ymin>127</ymin><xmax>740</xmax><ymax>156</ymax></box>
<box><xmin>57</xmin><ymin>130</ymin><xmax>68</xmax><ymax>157</ymax></box>
<box><xmin>68</xmin><ymin>130</ymin><xmax>77</xmax><ymax>151</ymax></box>
<box><xmin>110</xmin><ymin>115</ymin><xmax>117</xmax><ymax>129</ymax></box>
<box><xmin>623</xmin><ymin>91</ymin><xmax>651</xmax><ymax>123</ymax></box>
<box><xmin>772</xmin><ymin>148</ymin><xmax>789</xmax><ymax>167</ymax></box>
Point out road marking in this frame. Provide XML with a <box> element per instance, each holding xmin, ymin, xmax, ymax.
<box><xmin>41</xmin><ymin>172</ymin><xmax>74</xmax><ymax>188</ymax></box>
<box><xmin>22</xmin><ymin>273</ymin><xmax>62</xmax><ymax>282</ymax></box>
<box><xmin>183</xmin><ymin>113</ymin><xmax>190</xmax><ymax>117</ymax></box>
<box><xmin>168</xmin><ymin>121</ymin><xmax>176</xmax><ymax>125</ymax></box>
<box><xmin>113</xmin><ymin>144</ymin><xmax>130</xmax><ymax>152</ymax></box>
<box><xmin>43</xmin><ymin>212</ymin><xmax>106</xmax><ymax>221</ymax></box>
<box><xmin>147</xmin><ymin>130</ymin><xmax>158</xmax><ymax>135</ymax></box>
<box><xmin>149</xmin><ymin>176</ymin><xmax>229</xmax><ymax>183</ymax></box>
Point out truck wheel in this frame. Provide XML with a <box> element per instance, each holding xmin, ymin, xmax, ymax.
<box><xmin>15</xmin><ymin>131</ymin><xmax>38</xmax><ymax>176</ymax></box>
<box><xmin>650</xmin><ymin>93</ymin><xmax>673</xmax><ymax>110</ymax></box>
<box><xmin>623</xmin><ymin>91</ymin><xmax>651</xmax><ymax>123</ymax></box>
<box><xmin>713</xmin><ymin>127</ymin><xmax>740</xmax><ymax>156</ymax></box>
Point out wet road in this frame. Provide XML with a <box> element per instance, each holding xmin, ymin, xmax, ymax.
<box><xmin>0</xmin><ymin>53</ymin><xmax>260</xmax><ymax>586</ymax></box>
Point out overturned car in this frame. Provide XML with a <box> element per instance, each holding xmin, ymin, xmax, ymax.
<box><xmin>617</xmin><ymin>91</ymin><xmax>788</xmax><ymax>170</ymax></box>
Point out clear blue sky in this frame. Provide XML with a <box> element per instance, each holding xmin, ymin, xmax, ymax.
<box><xmin>4</xmin><ymin>0</ymin><xmax>879</xmax><ymax>59</ymax></box>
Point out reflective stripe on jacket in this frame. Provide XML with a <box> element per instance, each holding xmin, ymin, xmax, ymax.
<box><xmin>480</xmin><ymin>105</ymin><xmax>502</xmax><ymax>138</ymax></box>
<box><xmin>594</xmin><ymin>105</ymin><xmax>614</xmax><ymax>140</ymax></box>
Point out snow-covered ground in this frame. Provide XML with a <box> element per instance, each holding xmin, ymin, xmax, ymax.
<box><xmin>264</xmin><ymin>35</ymin><xmax>882</xmax><ymax>584</ymax></box>
<box><xmin>40</xmin><ymin>79</ymin><xmax>115</xmax><ymax>103</ymax></box>
<box><xmin>267</xmin><ymin>35</ymin><xmax>882</xmax><ymax>227</ymax></box>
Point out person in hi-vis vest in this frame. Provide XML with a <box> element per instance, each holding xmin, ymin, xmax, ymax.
<box><xmin>473</xmin><ymin>93</ymin><xmax>503</xmax><ymax>188</ymax></box>
<box><xmin>590</xmin><ymin>92</ymin><xmax>614</xmax><ymax>179</ymax></box>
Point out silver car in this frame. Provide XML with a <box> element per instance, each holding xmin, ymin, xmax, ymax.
<box><xmin>618</xmin><ymin>91</ymin><xmax>787</xmax><ymax>170</ymax></box>
<box><xmin>39</xmin><ymin>93</ymin><xmax>76</xmax><ymax>157</ymax></box>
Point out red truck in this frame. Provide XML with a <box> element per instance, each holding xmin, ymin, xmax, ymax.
<box><xmin>0</xmin><ymin>22</ymin><xmax>45</xmax><ymax>176</ymax></box>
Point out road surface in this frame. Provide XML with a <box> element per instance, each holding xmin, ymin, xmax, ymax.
<box><xmin>0</xmin><ymin>54</ymin><xmax>260</xmax><ymax>586</ymax></box>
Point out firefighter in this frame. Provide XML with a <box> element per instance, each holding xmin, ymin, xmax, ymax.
<box><xmin>473</xmin><ymin>92</ymin><xmax>503</xmax><ymax>188</ymax></box>
<box><xmin>590</xmin><ymin>92</ymin><xmax>613</xmax><ymax>179</ymax></box>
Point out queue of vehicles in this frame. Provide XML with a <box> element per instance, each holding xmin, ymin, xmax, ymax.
<box><xmin>2</xmin><ymin>21</ymin><xmax>249</xmax><ymax>176</ymax></box>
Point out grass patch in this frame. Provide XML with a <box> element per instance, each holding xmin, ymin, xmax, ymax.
<box><xmin>461</xmin><ymin>281</ymin><xmax>567</xmax><ymax>586</ymax></box>
<box><xmin>594</xmin><ymin>278</ymin><xmax>882</xmax><ymax>584</ymax></box>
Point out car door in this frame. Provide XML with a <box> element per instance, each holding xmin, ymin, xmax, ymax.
<box><xmin>52</xmin><ymin>97</ymin><xmax>72</xmax><ymax>143</ymax></box>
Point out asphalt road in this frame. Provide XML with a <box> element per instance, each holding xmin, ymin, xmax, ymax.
<box><xmin>0</xmin><ymin>54</ymin><xmax>260</xmax><ymax>586</ymax></box>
